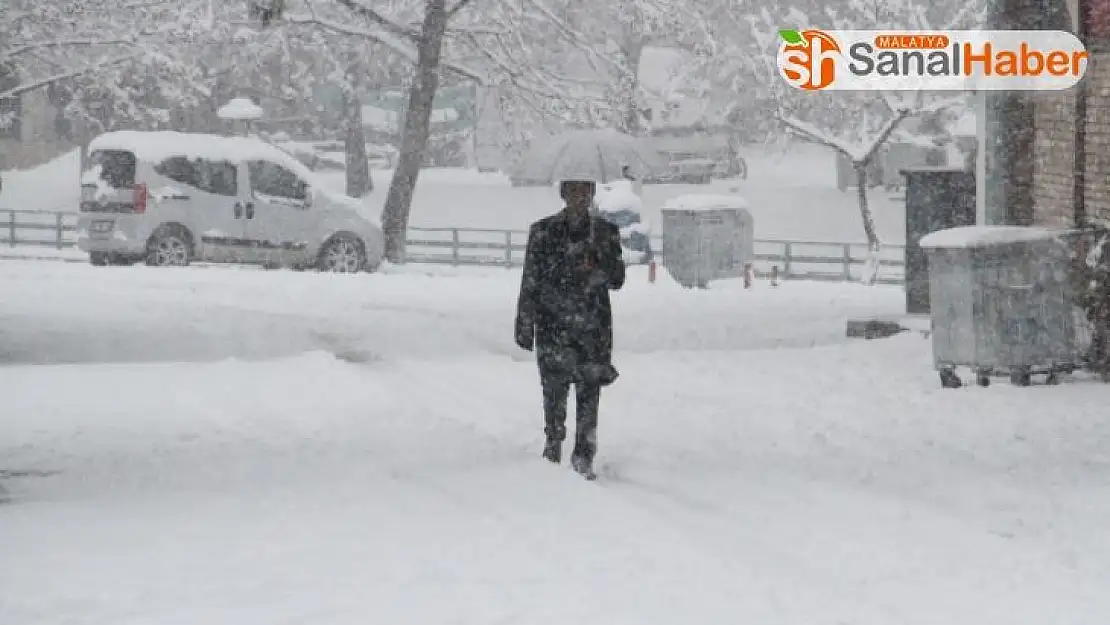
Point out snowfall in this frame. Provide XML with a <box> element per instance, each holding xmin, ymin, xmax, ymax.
<box><xmin>2</xmin><ymin>146</ymin><xmax>1110</xmax><ymax>625</ymax></box>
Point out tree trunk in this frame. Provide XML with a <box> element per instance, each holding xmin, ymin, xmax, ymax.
<box><xmin>854</xmin><ymin>162</ymin><xmax>882</xmax><ymax>285</ymax></box>
<box><xmin>380</xmin><ymin>0</ymin><xmax>448</xmax><ymax>263</ymax></box>
<box><xmin>616</xmin><ymin>0</ymin><xmax>644</xmax><ymax>135</ymax></box>
<box><xmin>343</xmin><ymin>88</ymin><xmax>371</xmax><ymax>198</ymax></box>
<box><xmin>618</xmin><ymin>42</ymin><xmax>644</xmax><ymax>135</ymax></box>
<box><xmin>342</xmin><ymin>53</ymin><xmax>371</xmax><ymax>198</ymax></box>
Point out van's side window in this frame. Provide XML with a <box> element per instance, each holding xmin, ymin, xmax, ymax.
<box><xmin>205</xmin><ymin>162</ymin><xmax>238</xmax><ymax>196</ymax></box>
<box><xmin>247</xmin><ymin>160</ymin><xmax>307</xmax><ymax>202</ymax></box>
<box><xmin>154</xmin><ymin>157</ymin><xmax>238</xmax><ymax>196</ymax></box>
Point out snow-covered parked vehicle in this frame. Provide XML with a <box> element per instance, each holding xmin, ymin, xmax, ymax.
<box><xmin>76</xmin><ymin>131</ymin><xmax>384</xmax><ymax>272</ymax></box>
<box><xmin>269</xmin><ymin>135</ymin><xmax>347</xmax><ymax>172</ymax></box>
<box><xmin>595</xmin><ymin>180</ymin><xmax>653</xmax><ymax>264</ymax></box>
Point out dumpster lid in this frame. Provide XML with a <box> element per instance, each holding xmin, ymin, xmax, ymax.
<box><xmin>919</xmin><ymin>225</ymin><xmax>1065</xmax><ymax>249</ymax></box>
<box><xmin>662</xmin><ymin>194</ymin><xmax>749</xmax><ymax>212</ymax></box>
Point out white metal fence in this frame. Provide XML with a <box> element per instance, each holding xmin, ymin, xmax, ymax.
<box><xmin>0</xmin><ymin>209</ymin><xmax>906</xmax><ymax>284</ymax></box>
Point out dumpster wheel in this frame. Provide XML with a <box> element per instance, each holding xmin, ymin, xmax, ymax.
<box><xmin>939</xmin><ymin>368</ymin><xmax>962</xmax><ymax>388</ymax></box>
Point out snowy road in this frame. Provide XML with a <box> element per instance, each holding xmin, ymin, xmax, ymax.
<box><xmin>2</xmin><ymin>261</ymin><xmax>1110</xmax><ymax>624</ymax></box>
<box><xmin>0</xmin><ymin>261</ymin><xmax>900</xmax><ymax>365</ymax></box>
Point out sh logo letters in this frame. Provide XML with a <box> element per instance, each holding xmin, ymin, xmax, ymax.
<box><xmin>777</xmin><ymin>29</ymin><xmax>841</xmax><ymax>90</ymax></box>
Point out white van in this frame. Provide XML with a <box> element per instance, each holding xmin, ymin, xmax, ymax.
<box><xmin>76</xmin><ymin>131</ymin><xmax>385</xmax><ymax>272</ymax></box>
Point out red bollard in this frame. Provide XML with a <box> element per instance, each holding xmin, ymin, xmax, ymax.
<box><xmin>771</xmin><ymin>265</ymin><xmax>780</xmax><ymax>287</ymax></box>
<box><xmin>743</xmin><ymin>262</ymin><xmax>753</xmax><ymax>288</ymax></box>
<box><xmin>648</xmin><ymin>260</ymin><xmax>657</xmax><ymax>283</ymax></box>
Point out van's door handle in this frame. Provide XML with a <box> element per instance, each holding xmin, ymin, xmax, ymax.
<box><xmin>244</xmin><ymin>202</ymin><xmax>254</xmax><ymax>219</ymax></box>
<box><xmin>233</xmin><ymin>202</ymin><xmax>243</xmax><ymax>218</ymax></box>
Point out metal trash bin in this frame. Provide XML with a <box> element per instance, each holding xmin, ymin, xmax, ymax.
<box><xmin>920</xmin><ymin>225</ymin><xmax>1085</xmax><ymax>388</ymax></box>
<box><xmin>660</xmin><ymin>194</ymin><xmax>754</xmax><ymax>288</ymax></box>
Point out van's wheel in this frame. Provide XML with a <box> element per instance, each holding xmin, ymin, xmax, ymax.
<box><xmin>146</xmin><ymin>227</ymin><xmax>191</xmax><ymax>267</ymax></box>
<box><xmin>317</xmin><ymin>233</ymin><xmax>366</xmax><ymax>273</ymax></box>
<box><xmin>109</xmin><ymin>254</ymin><xmax>139</xmax><ymax>266</ymax></box>
<box><xmin>90</xmin><ymin>252</ymin><xmax>109</xmax><ymax>266</ymax></box>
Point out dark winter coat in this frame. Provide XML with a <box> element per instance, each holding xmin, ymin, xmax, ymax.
<box><xmin>515</xmin><ymin>210</ymin><xmax>625</xmax><ymax>379</ymax></box>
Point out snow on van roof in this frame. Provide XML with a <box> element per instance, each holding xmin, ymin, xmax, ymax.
<box><xmin>88</xmin><ymin>130</ymin><xmax>316</xmax><ymax>180</ymax></box>
<box><xmin>662</xmin><ymin>194</ymin><xmax>749</xmax><ymax>211</ymax></box>
<box><xmin>87</xmin><ymin>130</ymin><xmax>374</xmax><ymax>219</ymax></box>
<box><xmin>919</xmin><ymin>225</ymin><xmax>1064</xmax><ymax>249</ymax></box>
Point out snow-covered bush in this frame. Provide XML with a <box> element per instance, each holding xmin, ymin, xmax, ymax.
<box><xmin>596</xmin><ymin>180</ymin><xmax>643</xmax><ymax>214</ymax></box>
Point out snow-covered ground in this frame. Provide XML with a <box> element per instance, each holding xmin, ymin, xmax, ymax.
<box><xmin>3</xmin><ymin>260</ymin><xmax>1110</xmax><ymax>624</ymax></box>
<box><xmin>0</xmin><ymin>142</ymin><xmax>906</xmax><ymax>244</ymax></box>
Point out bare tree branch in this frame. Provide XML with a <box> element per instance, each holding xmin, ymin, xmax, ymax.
<box><xmin>26</xmin><ymin>49</ymin><xmax>68</xmax><ymax>72</ymax></box>
<box><xmin>778</xmin><ymin>107</ymin><xmax>911</xmax><ymax>165</ymax></box>
<box><xmin>331</xmin><ymin>0</ymin><xmax>420</xmax><ymax>40</ymax></box>
<box><xmin>856</xmin><ymin>110</ymin><xmax>912</xmax><ymax>164</ymax></box>
<box><xmin>521</xmin><ymin>0</ymin><xmax>622</xmax><ymax>74</ymax></box>
<box><xmin>5</xmin><ymin>37</ymin><xmax>138</xmax><ymax>59</ymax></box>
<box><xmin>0</xmin><ymin>54</ymin><xmax>139</xmax><ymax>100</ymax></box>
<box><xmin>459</xmin><ymin>32</ymin><xmax>566</xmax><ymax>99</ymax></box>
<box><xmin>444</xmin><ymin>25</ymin><xmax>506</xmax><ymax>35</ymax></box>
<box><xmin>285</xmin><ymin>14</ymin><xmax>484</xmax><ymax>82</ymax></box>
<box><xmin>777</xmin><ymin>113</ymin><xmax>855</xmax><ymax>159</ymax></box>
<box><xmin>918</xmin><ymin>95</ymin><xmax>968</xmax><ymax>114</ymax></box>
<box><xmin>5</xmin><ymin>11</ymin><xmax>31</xmax><ymax>27</ymax></box>
<box><xmin>446</xmin><ymin>0</ymin><xmax>477</xmax><ymax>19</ymax></box>
<box><xmin>123</xmin><ymin>0</ymin><xmax>173</xmax><ymax>8</ymax></box>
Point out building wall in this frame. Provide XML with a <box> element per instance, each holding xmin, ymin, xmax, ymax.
<box><xmin>1032</xmin><ymin>52</ymin><xmax>1110</xmax><ymax>227</ymax></box>
<box><xmin>1084</xmin><ymin>55</ymin><xmax>1110</xmax><ymax>222</ymax></box>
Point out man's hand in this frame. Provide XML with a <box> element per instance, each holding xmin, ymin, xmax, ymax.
<box><xmin>514</xmin><ymin>316</ymin><xmax>534</xmax><ymax>351</ymax></box>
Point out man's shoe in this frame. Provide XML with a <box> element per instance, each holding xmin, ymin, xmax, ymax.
<box><xmin>571</xmin><ymin>454</ymin><xmax>596</xmax><ymax>480</ymax></box>
<box><xmin>542</xmin><ymin>439</ymin><xmax>562</xmax><ymax>463</ymax></box>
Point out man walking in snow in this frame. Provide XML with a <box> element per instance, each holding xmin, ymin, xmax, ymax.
<box><xmin>515</xmin><ymin>178</ymin><xmax>626</xmax><ymax>479</ymax></box>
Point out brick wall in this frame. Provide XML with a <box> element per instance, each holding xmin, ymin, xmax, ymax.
<box><xmin>1033</xmin><ymin>89</ymin><xmax>1076</xmax><ymax>226</ymax></box>
<box><xmin>1084</xmin><ymin>54</ymin><xmax>1110</xmax><ymax>223</ymax></box>
<box><xmin>1032</xmin><ymin>52</ymin><xmax>1110</xmax><ymax>227</ymax></box>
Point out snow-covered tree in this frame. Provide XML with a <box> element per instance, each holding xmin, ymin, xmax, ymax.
<box><xmin>472</xmin><ymin>0</ymin><xmax>717</xmax><ymax>136</ymax></box>
<box><xmin>247</xmin><ymin>0</ymin><xmax>717</xmax><ymax>261</ymax></box>
<box><xmin>251</xmin><ymin>0</ymin><xmax>487</xmax><ymax>260</ymax></box>
<box><xmin>0</xmin><ymin>2</ymin><xmax>142</xmax><ymax>103</ymax></box>
<box><xmin>217</xmin><ymin>16</ymin><xmax>396</xmax><ymax>197</ymax></box>
<box><xmin>0</xmin><ymin>1</ymin><xmax>237</xmax><ymax>132</ymax></box>
<box><xmin>739</xmin><ymin>0</ymin><xmax>984</xmax><ymax>284</ymax></box>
